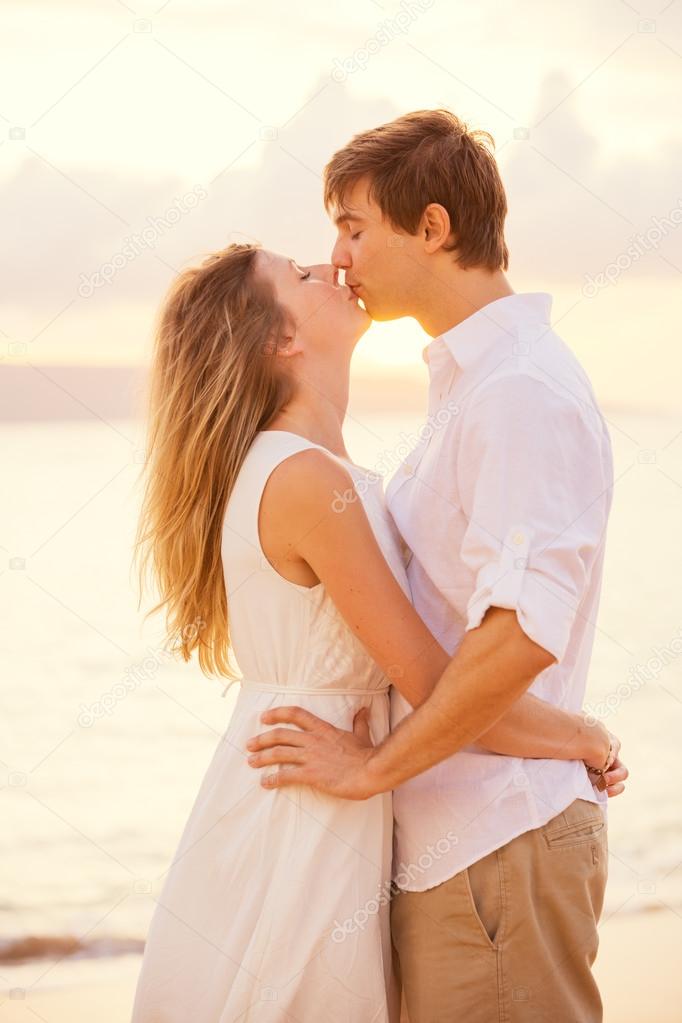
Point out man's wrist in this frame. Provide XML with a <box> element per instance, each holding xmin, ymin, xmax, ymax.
<box><xmin>362</xmin><ymin>749</ymin><xmax>392</xmax><ymax>798</ymax></box>
<box><xmin>581</xmin><ymin>715</ymin><xmax>610</xmax><ymax>770</ymax></box>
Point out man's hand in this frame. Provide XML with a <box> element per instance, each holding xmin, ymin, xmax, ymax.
<box><xmin>245</xmin><ymin>706</ymin><xmax>378</xmax><ymax>800</ymax></box>
<box><xmin>594</xmin><ymin>755</ymin><xmax>629</xmax><ymax>798</ymax></box>
<box><xmin>584</xmin><ymin>727</ymin><xmax>629</xmax><ymax>797</ymax></box>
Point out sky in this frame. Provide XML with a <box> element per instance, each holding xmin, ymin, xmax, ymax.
<box><xmin>1</xmin><ymin>0</ymin><xmax>681</xmax><ymax>411</ymax></box>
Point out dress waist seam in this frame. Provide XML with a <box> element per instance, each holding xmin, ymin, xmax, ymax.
<box><xmin>222</xmin><ymin>678</ymin><xmax>391</xmax><ymax>697</ymax></box>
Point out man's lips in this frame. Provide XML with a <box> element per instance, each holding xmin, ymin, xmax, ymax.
<box><xmin>346</xmin><ymin>283</ymin><xmax>367</xmax><ymax>310</ymax></box>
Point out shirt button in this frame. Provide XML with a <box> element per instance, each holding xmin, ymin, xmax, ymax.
<box><xmin>513</xmin><ymin>532</ymin><xmax>525</xmax><ymax>545</ymax></box>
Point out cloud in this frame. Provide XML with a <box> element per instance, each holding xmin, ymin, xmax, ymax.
<box><xmin>1</xmin><ymin>70</ymin><xmax>680</xmax><ymax>330</ymax></box>
<box><xmin>501</xmin><ymin>72</ymin><xmax>682</xmax><ymax>284</ymax></box>
<box><xmin>1</xmin><ymin>77</ymin><xmax>397</xmax><ymax>317</ymax></box>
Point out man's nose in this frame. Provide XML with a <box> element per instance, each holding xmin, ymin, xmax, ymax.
<box><xmin>331</xmin><ymin>237</ymin><xmax>350</xmax><ymax>269</ymax></box>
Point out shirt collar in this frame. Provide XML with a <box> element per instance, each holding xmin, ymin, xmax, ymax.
<box><xmin>422</xmin><ymin>292</ymin><xmax>553</xmax><ymax>373</ymax></box>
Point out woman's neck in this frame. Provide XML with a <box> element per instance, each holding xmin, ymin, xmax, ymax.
<box><xmin>265</xmin><ymin>371</ymin><xmax>351</xmax><ymax>459</ymax></box>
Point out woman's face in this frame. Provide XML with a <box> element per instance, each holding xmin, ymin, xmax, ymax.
<box><xmin>254</xmin><ymin>249</ymin><xmax>370</xmax><ymax>359</ymax></box>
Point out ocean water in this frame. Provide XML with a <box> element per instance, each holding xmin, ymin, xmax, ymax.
<box><xmin>1</xmin><ymin>407</ymin><xmax>681</xmax><ymax>991</ymax></box>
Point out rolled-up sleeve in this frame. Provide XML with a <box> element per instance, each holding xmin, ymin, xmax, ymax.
<box><xmin>456</xmin><ymin>373</ymin><xmax>612</xmax><ymax>662</ymax></box>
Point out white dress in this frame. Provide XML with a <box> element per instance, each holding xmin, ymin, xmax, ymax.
<box><xmin>131</xmin><ymin>430</ymin><xmax>411</xmax><ymax>1023</ymax></box>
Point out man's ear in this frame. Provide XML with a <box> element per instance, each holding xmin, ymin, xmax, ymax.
<box><xmin>421</xmin><ymin>203</ymin><xmax>451</xmax><ymax>253</ymax></box>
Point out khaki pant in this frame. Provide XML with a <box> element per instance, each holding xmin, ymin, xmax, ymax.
<box><xmin>392</xmin><ymin>797</ymin><xmax>608</xmax><ymax>1023</ymax></box>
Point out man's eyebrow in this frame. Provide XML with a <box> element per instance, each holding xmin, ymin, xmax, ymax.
<box><xmin>334</xmin><ymin>211</ymin><xmax>364</xmax><ymax>226</ymax></box>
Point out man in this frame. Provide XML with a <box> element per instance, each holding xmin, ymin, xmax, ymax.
<box><xmin>245</xmin><ymin>110</ymin><xmax>628</xmax><ymax>1021</ymax></box>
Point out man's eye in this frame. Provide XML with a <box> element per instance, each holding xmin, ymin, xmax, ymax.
<box><xmin>351</xmin><ymin>232</ymin><xmax>362</xmax><ymax>241</ymax></box>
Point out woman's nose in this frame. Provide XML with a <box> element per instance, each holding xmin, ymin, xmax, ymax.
<box><xmin>310</xmin><ymin>264</ymin><xmax>338</xmax><ymax>285</ymax></box>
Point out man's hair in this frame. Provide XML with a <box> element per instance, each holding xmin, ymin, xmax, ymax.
<box><xmin>323</xmin><ymin>109</ymin><xmax>509</xmax><ymax>271</ymax></box>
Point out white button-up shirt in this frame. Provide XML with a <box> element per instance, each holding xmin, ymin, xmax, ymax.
<box><xmin>386</xmin><ymin>292</ymin><xmax>612</xmax><ymax>892</ymax></box>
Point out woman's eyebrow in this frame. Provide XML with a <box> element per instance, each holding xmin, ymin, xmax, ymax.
<box><xmin>288</xmin><ymin>258</ymin><xmax>308</xmax><ymax>277</ymax></box>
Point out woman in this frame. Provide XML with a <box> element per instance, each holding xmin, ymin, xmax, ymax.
<box><xmin>131</xmin><ymin>243</ymin><xmax>619</xmax><ymax>1023</ymax></box>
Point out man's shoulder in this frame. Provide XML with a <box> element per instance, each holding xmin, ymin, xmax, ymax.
<box><xmin>465</xmin><ymin>329</ymin><xmax>600</xmax><ymax>419</ymax></box>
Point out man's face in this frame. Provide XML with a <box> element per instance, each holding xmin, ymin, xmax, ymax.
<box><xmin>330</xmin><ymin>177</ymin><xmax>425</xmax><ymax>322</ymax></box>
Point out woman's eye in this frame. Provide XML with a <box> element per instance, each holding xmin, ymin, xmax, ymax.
<box><xmin>300</xmin><ymin>271</ymin><xmax>311</xmax><ymax>280</ymax></box>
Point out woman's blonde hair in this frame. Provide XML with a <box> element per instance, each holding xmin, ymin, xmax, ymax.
<box><xmin>133</xmin><ymin>242</ymin><xmax>294</xmax><ymax>679</ymax></box>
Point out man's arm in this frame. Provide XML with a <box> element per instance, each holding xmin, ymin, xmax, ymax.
<box><xmin>365</xmin><ymin>605</ymin><xmax>556</xmax><ymax>792</ymax></box>
<box><xmin>471</xmin><ymin>683</ymin><xmax>606</xmax><ymax>762</ymax></box>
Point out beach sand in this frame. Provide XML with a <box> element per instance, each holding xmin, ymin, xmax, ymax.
<box><xmin>0</xmin><ymin>909</ymin><xmax>679</xmax><ymax>1022</ymax></box>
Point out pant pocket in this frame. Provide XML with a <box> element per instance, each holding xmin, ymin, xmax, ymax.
<box><xmin>464</xmin><ymin>850</ymin><xmax>503</xmax><ymax>949</ymax></box>
<box><xmin>542</xmin><ymin>798</ymin><xmax>606</xmax><ymax>850</ymax></box>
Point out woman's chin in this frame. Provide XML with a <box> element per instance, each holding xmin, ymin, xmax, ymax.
<box><xmin>341</xmin><ymin>317</ymin><xmax>371</xmax><ymax>351</ymax></box>
<box><xmin>355</xmin><ymin>309</ymin><xmax>372</xmax><ymax>338</ymax></box>
<box><xmin>351</xmin><ymin>299</ymin><xmax>372</xmax><ymax>328</ymax></box>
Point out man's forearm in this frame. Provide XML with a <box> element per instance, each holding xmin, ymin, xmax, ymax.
<box><xmin>477</xmin><ymin>693</ymin><xmax>607</xmax><ymax>764</ymax></box>
<box><xmin>365</xmin><ymin>607</ymin><xmax>556</xmax><ymax>794</ymax></box>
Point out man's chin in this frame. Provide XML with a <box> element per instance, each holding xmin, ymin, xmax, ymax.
<box><xmin>364</xmin><ymin>304</ymin><xmax>400</xmax><ymax>323</ymax></box>
<box><xmin>355</xmin><ymin>292</ymin><xmax>402</xmax><ymax>322</ymax></box>
<box><xmin>356</xmin><ymin>295</ymin><xmax>379</xmax><ymax>320</ymax></box>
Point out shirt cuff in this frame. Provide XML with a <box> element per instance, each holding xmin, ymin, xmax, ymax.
<box><xmin>464</xmin><ymin>526</ymin><xmax>574</xmax><ymax>662</ymax></box>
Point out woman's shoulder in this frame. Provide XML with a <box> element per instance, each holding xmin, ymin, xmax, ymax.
<box><xmin>262</xmin><ymin>442</ymin><xmax>356</xmax><ymax>510</ymax></box>
<box><xmin>254</xmin><ymin>431</ymin><xmax>386</xmax><ymax>524</ymax></box>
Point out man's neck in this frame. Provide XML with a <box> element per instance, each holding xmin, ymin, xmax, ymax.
<box><xmin>416</xmin><ymin>266</ymin><xmax>515</xmax><ymax>338</ymax></box>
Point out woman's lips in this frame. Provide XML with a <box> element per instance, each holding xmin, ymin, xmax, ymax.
<box><xmin>347</xmin><ymin>284</ymin><xmax>367</xmax><ymax>311</ymax></box>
